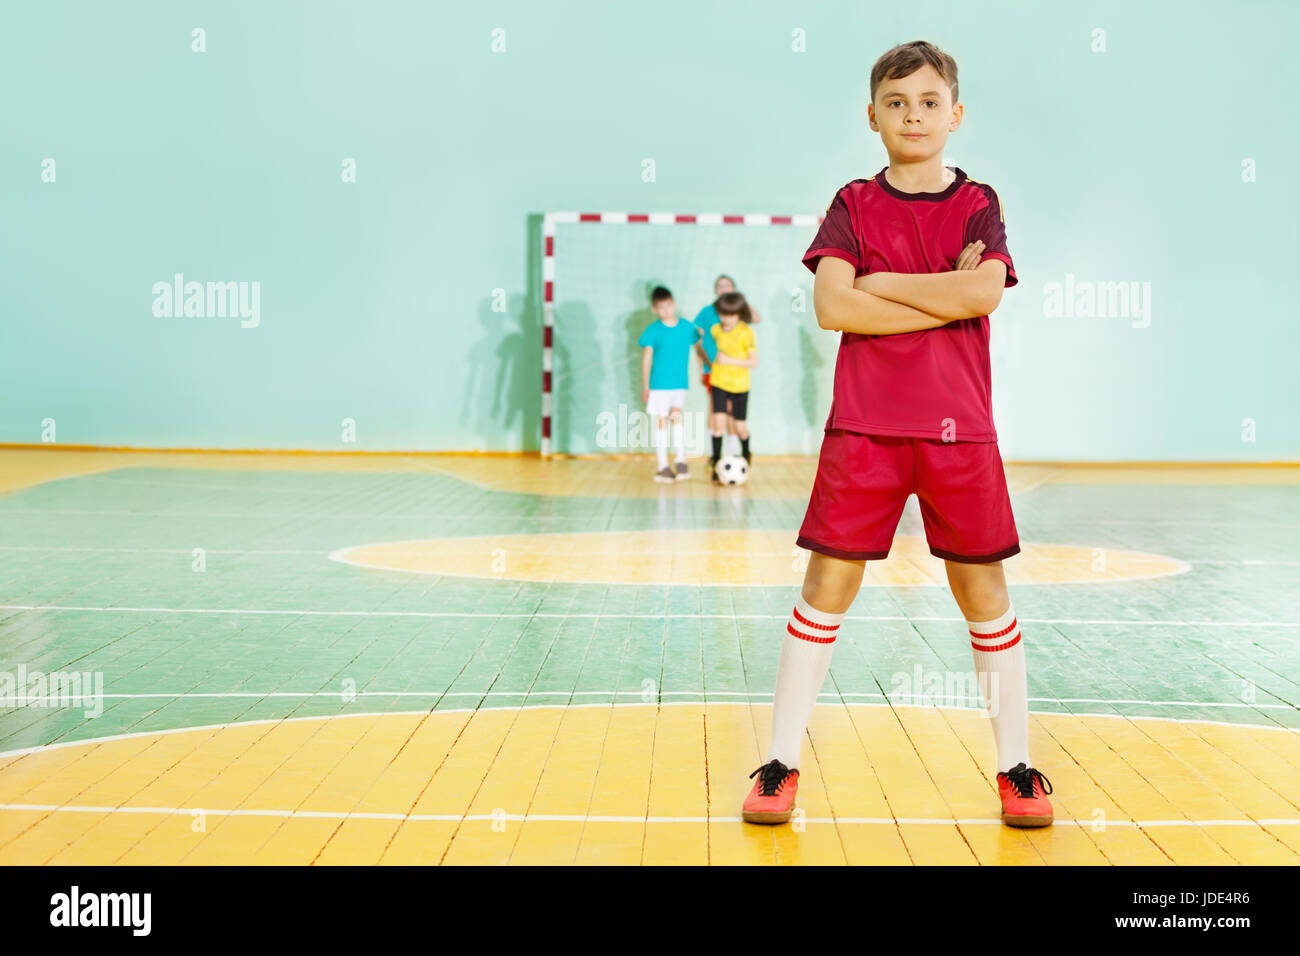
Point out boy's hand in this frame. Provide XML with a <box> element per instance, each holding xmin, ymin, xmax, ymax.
<box><xmin>953</xmin><ymin>239</ymin><xmax>985</xmax><ymax>271</ymax></box>
<box><xmin>642</xmin><ymin>386</ymin><xmax>649</xmax><ymax>404</ymax></box>
<box><xmin>853</xmin><ymin>240</ymin><xmax>985</xmax><ymax>294</ymax></box>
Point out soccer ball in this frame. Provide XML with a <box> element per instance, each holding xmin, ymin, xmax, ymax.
<box><xmin>715</xmin><ymin>456</ymin><xmax>749</xmax><ymax>486</ymax></box>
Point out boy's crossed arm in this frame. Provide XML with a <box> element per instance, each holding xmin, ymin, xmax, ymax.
<box><xmin>857</xmin><ymin>241</ymin><xmax>1007</xmax><ymax>320</ymax></box>
<box><xmin>814</xmin><ymin>241</ymin><xmax>1007</xmax><ymax>336</ymax></box>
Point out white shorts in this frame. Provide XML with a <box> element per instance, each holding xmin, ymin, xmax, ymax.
<box><xmin>646</xmin><ymin>388</ymin><xmax>687</xmax><ymax>419</ymax></box>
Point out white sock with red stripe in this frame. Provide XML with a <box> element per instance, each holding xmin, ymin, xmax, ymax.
<box><xmin>767</xmin><ymin>594</ymin><xmax>844</xmax><ymax>769</ymax></box>
<box><xmin>968</xmin><ymin>602</ymin><xmax>1031</xmax><ymax>772</ymax></box>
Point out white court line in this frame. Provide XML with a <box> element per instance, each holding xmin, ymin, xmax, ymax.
<box><xmin>0</xmin><ymin>803</ymin><xmax>1296</xmax><ymax>828</ymax></box>
<box><xmin>2</xmin><ymin>506</ymin><xmax>1298</xmax><ymax>527</ymax></box>
<box><xmin>1</xmin><ymin>603</ymin><xmax>1295</xmax><ymax>628</ymax></box>
<box><xmin>76</xmin><ymin>476</ymin><xmax>357</xmax><ymax>495</ymax></box>
<box><xmin>0</xmin><ymin>509</ymin><xmax>600</xmax><ymax>522</ymax></box>
<box><xmin>400</xmin><ymin>458</ymin><xmax>498</xmax><ymax>492</ymax></box>
<box><xmin>35</xmin><ymin>461</ymin><xmax>496</xmax><ymax>494</ymax></box>
<box><xmin>1097</xmin><ymin>519</ymin><xmax>1300</xmax><ymax>527</ymax></box>
<box><xmin>2</xmin><ymin>702</ymin><xmax>1297</xmax><ymax>763</ymax></box>
<box><xmin>0</xmin><ymin>546</ymin><xmax>326</xmax><ymax>555</ymax></box>
<box><xmin>0</xmin><ymin>544</ymin><xmax>1195</xmax><ymax>561</ymax></box>
<box><xmin>5</xmin><ymin>690</ymin><xmax>1296</xmax><ymax>712</ymax></box>
<box><xmin>326</xmin><ymin>539</ymin><xmax>1194</xmax><ymax>586</ymax></box>
<box><xmin>0</xmin><ymin>544</ymin><xmax>1192</xmax><ymax>561</ymax></box>
<box><xmin>1013</xmin><ymin>468</ymin><xmax>1064</xmax><ymax>494</ymax></box>
<box><xmin>4</xmin><ymin>544</ymin><xmax>1281</xmax><ymax>566</ymax></box>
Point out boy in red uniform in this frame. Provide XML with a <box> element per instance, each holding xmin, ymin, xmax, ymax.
<box><xmin>742</xmin><ymin>40</ymin><xmax>1054</xmax><ymax>828</ymax></box>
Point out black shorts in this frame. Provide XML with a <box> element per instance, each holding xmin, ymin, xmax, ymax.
<box><xmin>710</xmin><ymin>386</ymin><xmax>749</xmax><ymax>420</ymax></box>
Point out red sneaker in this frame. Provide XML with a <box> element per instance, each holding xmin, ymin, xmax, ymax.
<box><xmin>996</xmin><ymin>762</ymin><xmax>1054</xmax><ymax>827</ymax></box>
<box><xmin>742</xmin><ymin>759</ymin><xmax>799</xmax><ymax>824</ymax></box>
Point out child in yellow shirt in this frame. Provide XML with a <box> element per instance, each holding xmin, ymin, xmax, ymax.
<box><xmin>707</xmin><ymin>292</ymin><xmax>759</xmax><ymax>481</ymax></box>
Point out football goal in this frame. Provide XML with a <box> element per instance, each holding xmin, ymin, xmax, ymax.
<box><xmin>540</xmin><ymin>210</ymin><xmax>839</xmax><ymax>458</ymax></box>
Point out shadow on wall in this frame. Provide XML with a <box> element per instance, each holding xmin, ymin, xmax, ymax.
<box><xmin>456</xmin><ymin>216</ymin><xmax>548</xmax><ymax>453</ymax></box>
<box><xmin>551</xmin><ymin>281</ymin><xmax>669</xmax><ymax>457</ymax></box>
<box><xmin>552</xmin><ymin>294</ymin><xmax>656</xmax><ymax>457</ymax></box>
<box><xmin>622</xmin><ymin>297</ymin><xmax>658</xmax><ymax>405</ymax></box>
<box><xmin>551</xmin><ymin>299</ymin><xmax>596</xmax><ymax>456</ymax></box>
<box><xmin>459</xmin><ymin>291</ymin><xmax>540</xmax><ymax>453</ymax></box>
<box><xmin>796</xmin><ymin>324</ymin><xmax>827</xmax><ymax>441</ymax></box>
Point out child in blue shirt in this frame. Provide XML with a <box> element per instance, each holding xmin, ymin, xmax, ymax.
<box><xmin>638</xmin><ymin>285</ymin><xmax>702</xmax><ymax>482</ymax></box>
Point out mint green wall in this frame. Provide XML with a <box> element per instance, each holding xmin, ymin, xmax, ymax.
<box><xmin>3</xmin><ymin>1</ymin><xmax>1296</xmax><ymax>460</ymax></box>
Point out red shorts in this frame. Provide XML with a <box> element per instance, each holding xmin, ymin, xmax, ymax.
<box><xmin>797</xmin><ymin>430</ymin><xmax>1020</xmax><ymax>564</ymax></box>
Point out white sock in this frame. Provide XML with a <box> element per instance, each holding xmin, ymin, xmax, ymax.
<box><xmin>727</xmin><ymin>433</ymin><xmax>740</xmax><ymax>457</ymax></box>
<box><xmin>767</xmin><ymin>594</ymin><xmax>844</xmax><ymax>769</ymax></box>
<box><xmin>671</xmin><ymin>421</ymin><xmax>685</xmax><ymax>462</ymax></box>
<box><xmin>654</xmin><ymin>426</ymin><xmax>668</xmax><ymax>470</ymax></box>
<box><xmin>968</xmin><ymin>602</ymin><xmax>1031</xmax><ymax>772</ymax></box>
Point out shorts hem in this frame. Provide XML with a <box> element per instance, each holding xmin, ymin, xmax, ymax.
<box><xmin>796</xmin><ymin>535</ymin><xmax>891</xmax><ymax>562</ymax></box>
<box><xmin>929</xmin><ymin>542</ymin><xmax>1021</xmax><ymax>564</ymax></box>
<box><xmin>826</xmin><ymin>419</ymin><xmax>997</xmax><ymax>443</ymax></box>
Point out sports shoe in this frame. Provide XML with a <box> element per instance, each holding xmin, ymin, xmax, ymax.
<box><xmin>996</xmin><ymin>762</ymin><xmax>1054</xmax><ymax>827</ymax></box>
<box><xmin>742</xmin><ymin>759</ymin><xmax>799</xmax><ymax>824</ymax></box>
<box><xmin>654</xmin><ymin>466</ymin><xmax>675</xmax><ymax>483</ymax></box>
<box><xmin>675</xmin><ymin>462</ymin><xmax>689</xmax><ymax>481</ymax></box>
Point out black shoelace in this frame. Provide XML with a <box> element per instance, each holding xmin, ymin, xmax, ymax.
<box><xmin>1001</xmin><ymin>762</ymin><xmax>1053</xmax><ymax>798</ymax></box>
<box><xmin>749</xmin><ymin>760</ymin><xmax>792</xmax><ymax>796</ymax></box>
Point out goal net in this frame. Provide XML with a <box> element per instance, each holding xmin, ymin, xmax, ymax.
<box><xmin>542</xmin><ymin>211</ymin><xmax>839</xmax><ymax>458</ymax></box>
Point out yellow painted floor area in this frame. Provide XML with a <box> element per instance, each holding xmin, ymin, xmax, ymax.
<box><xmin>332</xmin><ymin>531</ymin><xmax>1189</xmax><ymax>587</ymax></box>
<box><xmin>2</xmin><ymin>704</ymin><xmax>1299</xmax><ymax>866</ymax></box>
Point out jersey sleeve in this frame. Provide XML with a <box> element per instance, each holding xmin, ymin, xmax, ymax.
<box><xmin>802</xmin><ymin>187</ymin><xmax>862</xmax><ymax>276</ymax></box>
<box><xmin>743</xmin><ymin>325</ymin><xmax>757</xmax><ymax>354</ymax></box>
<box><xmin>963</xmin><ymin>185</ymin><xmax>1018</xmax><ymax>288</ymax></box>
<box><xmin>637</xmin><ymin>323</ymin><xmax>657</xmax><ymax>348</ymax></box>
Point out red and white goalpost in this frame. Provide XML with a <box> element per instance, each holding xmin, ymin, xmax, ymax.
<box><xmin>540</xmin><ymin>210</ymin><xmax>824</xmax><ymax>458</ymax></box>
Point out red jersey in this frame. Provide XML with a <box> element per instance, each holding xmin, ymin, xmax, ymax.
<box><xmin>802</xmin><ymin>167</ymin><xmax>1017</xmax><ymax>442</ymax></box>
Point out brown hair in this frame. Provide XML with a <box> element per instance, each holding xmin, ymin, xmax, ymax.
<box><xmin>869</xmin><ymin>40</ymin><xmax>958</xmax><ymax>105</ymax></box>
<box><xmin>716</xmin><ymin>291</ymin><xmax>749</xmax><ymax>322</ymax></box>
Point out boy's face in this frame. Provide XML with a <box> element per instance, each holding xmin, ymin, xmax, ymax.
<box><xmin>652</xmin><ymin>298</ymin><xmax>676</xmax><ymax>321</ymax></box>
<box><xmin>714</xmin><ymin>277</ymin><xmax>735</xmax><ymax>296</ymax></box>
<box><xmin>718</xmin><ymin>310</ymin><xmax>739</xmax><ymax>330</ymax></box>
<box><xmin>867</xmin><ymin>64</ymin><xmax>963</xmax><ymax>159</ymax></box>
